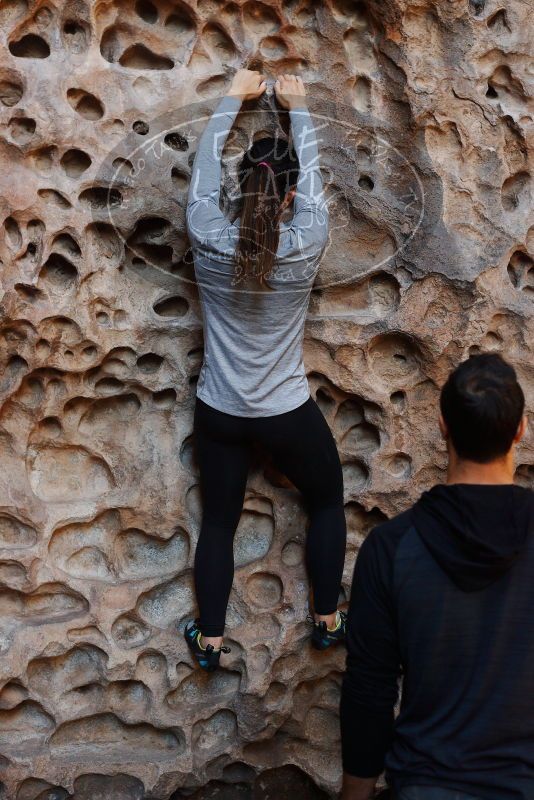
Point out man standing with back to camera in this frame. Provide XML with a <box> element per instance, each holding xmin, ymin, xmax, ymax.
<box><xmin>340</xmin><ymin>353</ymin><xmax>534</xmax><ymax>800</ymax></box>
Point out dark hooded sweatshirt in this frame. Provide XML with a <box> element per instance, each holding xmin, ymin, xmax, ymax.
<box><xmin>340</xmin><ymin>484</ymin><xmax>534</xmax><ymax>799</ymax></box>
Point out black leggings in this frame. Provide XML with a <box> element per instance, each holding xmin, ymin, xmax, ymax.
<box><xmin>193</xmin><ymin>395</ymin><xmax>347</xmax><ymax>636</ymax></box>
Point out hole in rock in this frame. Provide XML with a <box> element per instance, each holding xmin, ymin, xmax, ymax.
<box><xmin>202</xmin><ymin>21</ymin><xmax>239</xmax><ymax>62</ymax></box>
<box><xmin>180</xmin><ymin>434</ymin><xmax>197</xmax><ymax>474</ymax></box>
<box><xmin>136</xmin><ymin>572</ymin><xmax>195</xmax><ymax>629</ymax></box>
<box><xmin>112</xmin><ymin>156</ymin><xmax>134</xmax><ymax>178</ymax></box>
<box><xmin>60</xmin><ymin>148</ymin><xmax>91</xmax><ymax>177</ymax></box>
<box><xmin>133</xmin><ymin>119</ymin><xmax>149</xmax><ymax>134</ymax></box>
<box><xmin>314</xmin><ymin>388</ymin><xmax>336</xmax><ymax>416</ymax></box>
<box><xmin>487</xmin><ymin>65</ymin><xmax>527</xmax><ymax>104</ymax></box>
<box><xmin>469</xmin><ymin>0</ymin><xmax>485</xmax><ymax>15</ymax></box>
<box><xmin>0</xmin><ymin>513</ymin><xmax>37</xmax><ymax>548</ymax></box>
<box><xmin>281</xmin><ymin>540</ymin><xmax>304</xmax><ymax>567</ymax></box>
<box><xmin>234</xmin><ymin>502</ymin><xmax>274</xmax><ymax>567</ymax></box>
<box><xmin>192</xmin><ymin>709</ymin><xmax>238</xmax><ymax>755</ymax></box>
<box><xmin>384</xmin><ymin>452</ymin><xmax>412</xmax><ymax>478</ymax></box>
<box><xmin>28</xmin><ymin>445</ymin><xmax>114</xmax><ymax>501</ymax></box>
<box><xmin>52</xmin><ymin>232</ymin><xmax>81</xmax><ymax>257</ymax></box>
<box><xmin>96</xmin><ymin>311</ymin><xmax>110</xmax><ymax>326</ymax></box>
<box><xmin>342</xmin><ymin>460</ymin><xmax>370</xmax><ymax>490</ymax></box>
<box><xmin>39</xmin><ymin>254</ymin><xmax>78</xmax><ymax>290</ymax></box>
<box><xmin>50</xmin><ymin>712</ymin><xmax>182</xmax><ymax>759</ymax></box>
<box><xmin>358</xmin><ymin>174</ymin><xmax>374</xmax><ymax>190</ymax></box>
<box><xmin>119</xmin><ymin>43</ymin><xmax>174</xmax><ymax>70</ymax></box>
<box><xmin>368</xmin><ymin>272</ymin><xmax>401</xmax><ymax>315</ymax></box>
<box><xmin>4</xmin><ymin>216</ymin><xmax>21</xmax><ymax>248</ymax></box>
<box><xmin>336</xmin><ymin>397</ymin><xmax>381</xmax><ymax>455</ymax></box>
<box><xmin>136</xmin><ymin>0</ymin><xmax>158</xmax><ymax>23</ymax></box>
<box><xmin>261</xmin><ymin>765</ymin><xmax>330</xmax><ymax>799</ymax></box>
<box><xmin>341</xmin><ymin>421</ymin><xmax>380</xmax><ymax>455</ymax></box>
<box><xmin>79</xmin><ymin>186</ymin><xmax>122</xmax><ymax>209</ymax></box>
<box><xmin>37</xmin><ymin>188</ymin><xmax>71</xmax><ymax>208</ymax></box>
<box><xmin>137</xmin><ymin>353</ymin><xmax>164</xmax><ymax>372</ymax></box>
<box><xmin>164</xmin><ymin>8</ymin><xmax>196</xmax><ymax>34</ymax></box>
<box><xmin>7</xmin><ymin>354</ymin><xmax>28</xmax><ymax>373</ymax></box>
<box><xmin>94</xmin><ymin>377</ymin><xmax>124</xmax><ymax>394</ymax></box>
<box><xmin>9</xmin><ymin>116</ymin><xmax>36</xmax><ymax>143</ymax></box>
<box><xmin>153</xmin><ymin>295</ymin><xmax>189</xmax><ymax>317</ymax></box>
<box><xmin>153</xmin><ymin>388</ymin><xmax>177</xmax><ymax>407</ymax></box>
<box><xmin>62</xmin><ymin>20</ymin><xmax>90</xmax><ymax>52</ymax></box>
<box><xmin>165</xmin><ymin>131</ymin><xmax>189</xmax><ymax>151</ymax></box>
<box><xmin>168</xmin><ymin>668</ymin><xmax>241</xmax><ymax>707</ymax></box>
<box><xmin>72</xmin><ymin>773</ymin><xmax>145</xmax><ymax>798</ymax></box>
<box><xmin>196</xmin><ymin>74</ymin><xmax>228</xmax><ymax>99</ymax></box>
<box><xmin>0</xmin><ymin>78</ymin><xmax>23</xmax><ymax>106</ymax></box>
<box><xmin>260</xmin><ymin>36</ymin><xmax>288</xmax><ymax>59</ymax></box>
<box><xmin>15</xmin><ymin>283</ymin><xmax>42</xmax><ymax>302</ymax></box>
<box><xmin>222</xmin><ymin>762</ymin><xmax>257</xmax><ymax>784</ymax></box>
<box><xmin>67</xmin><ymin>88</ymin><xmax>104</xmax><ymax>120</ymax></box>
<box><xmin>515</xmin><ymin>464</ymin><xmax>534</xmax><ymax>489</ymax></box>
<box><xmin>487</xmin><ymin>9</ymin><xmax>510</xmax><ymax>30</ymax></box>
<box><xmin>171</xmin><ymin>167</ymin><xmax>189</xmax><ymax>191</ymax></box>
<box><xmin>9</xmin><ymin>34</ymin><xmax>50</xmax><ymax>58</ymax></box>
<box><xmin>390</xmin><ymin>390</ymin><xmax>406</xmax><ymax>411</ymax></box>
<box><xmin>331</xmin><ymin>0</ymin><xmax>368</xmax><ymax>26</ymax></box>
<box><xmin>246</xmin><ymin>572</ymin><xmax>283</xmax><ymax>608</ymax></box>
<box><xmin>112</xmin><ymin>614</ymin><xmax>152</xmax><ymax>648</ymax></box>
<box><xmin>368</xmin><ymin>332</ymin><xmax>423</xmax><ymax>382</ymax></box>
<box><xmin>501</xmin><ymin>171</ymin><xmax>531</xmax><ymax>212</ymax></box>
<box><xmin>32</xmin><ymin>145</ymin><xmax>56</xmax><ymax>171</ymax></box>
<box><xmin>507</xmin><ymin>250</ymin><xmax>534</xmax><ymax>292</ymax></box>
<box><xmin>242</xmin><ymin>0</ymin><xmax>281</xmax><ymax>36</ymax></box>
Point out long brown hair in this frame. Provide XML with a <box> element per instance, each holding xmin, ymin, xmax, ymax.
<box><xmin>234</xmin><ymin>136</ymin><xmax>299</xmax><ymax>289</ymax></box>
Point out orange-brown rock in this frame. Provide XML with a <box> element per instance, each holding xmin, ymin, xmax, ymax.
<box><xmin>0</xmin><ymin>0</ymin><xmax>532</xmax><ymax>797</ymax></box>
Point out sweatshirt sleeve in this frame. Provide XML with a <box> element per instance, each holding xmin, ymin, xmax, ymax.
<box><xmin>267</xmin><ymin>104</ymin><xmax>329</xmax><ymax>283</ymax></box>
<box><xmin>289</xmin><ymin>105</ymin><xmax>329</xmax><ymax>245</ymax></box>
<box><xmin>186</xmin><ymin>94</ymin><xmax>242</xmax><ymax>250</ymax></box>
<box><xmin>340</xmin><ymin>526</ymin><xmax>403</xmax><ymax>777</ymax></box>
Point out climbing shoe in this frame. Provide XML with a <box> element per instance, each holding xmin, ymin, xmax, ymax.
<box><xmin>184</xmin><ymin>619</ymin><xmax>230</xmax><ymax>672</ymax></box>
<box><xmin>308</xmin><ymin>609</ymin><xmax>347</xmax><ymax>650</ymax></box>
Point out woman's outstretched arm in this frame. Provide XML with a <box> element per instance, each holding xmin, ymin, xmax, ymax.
<box><xmin>186</xmin><ymin>70</ymin><xmax>266</xmax><ymax>252</ymax></box>
<box><xmin>273</xmin><ymin>75</ymin><xmax>330</xmax><ymax>276</ymax></box>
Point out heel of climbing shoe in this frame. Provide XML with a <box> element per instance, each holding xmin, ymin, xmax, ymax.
<box><xmin>184</xmin><ymin>619</ymin><xmax>230</xmax><ymax>672</ymax></box>
<box><xmin>308</xmin><ymin>610</ymin><xmax>347</xmax><ymax>650</ymax></box>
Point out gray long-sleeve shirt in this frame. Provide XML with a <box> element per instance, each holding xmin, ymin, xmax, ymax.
<box><xmin>185</xmin><ymin>93</ymin><xmax>329</xmax><ymax>417</ymax></box>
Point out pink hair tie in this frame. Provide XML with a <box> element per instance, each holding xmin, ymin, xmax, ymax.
<box><xmin>258</xmin><ymin>160</ymin><xmax>272</xmax><ymax>169</ymax></box>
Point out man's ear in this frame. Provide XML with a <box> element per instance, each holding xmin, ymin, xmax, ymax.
<box><xmin>514</xmin><ymin>415</ymin><xmax>528</xmax><ymax>444</ymax></box>
<box><xmin>439</xmin><ymin>414</ymin><xmax>448</xmax><ymax>441</ymax></box>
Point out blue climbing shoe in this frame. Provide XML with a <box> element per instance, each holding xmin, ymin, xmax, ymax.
<box><xmin>308</xmin><ymin>609</ymin><xmax>347</xmax><ymax>650</ymax></box>
<box><xmin>184</xmin><ymin>619</ymin><xmax>230</xmax><ymax>672</ymax></box>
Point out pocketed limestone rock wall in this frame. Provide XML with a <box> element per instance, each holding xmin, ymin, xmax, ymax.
<box><xmin>0</xmin><ymin>0</ymin><xmax>532</xmax><ymax>797</ymax></box>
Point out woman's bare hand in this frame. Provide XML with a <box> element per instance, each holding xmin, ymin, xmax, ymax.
<box><xmin>227</xmin><ymin>69</ymin><xmax>267</xmax><ymax>101</ymax></box>
<box><xmin>274</xmin><ymin>74</ymin><xmax>307</xmax><ymax>110</ymax></box>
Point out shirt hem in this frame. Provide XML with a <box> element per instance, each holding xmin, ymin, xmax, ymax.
<box><xmin>196</xmin><ymin>388</ymin><xmax>311</xmax><ymax>418</ymax></box>
<box><xmin>389</xmin><ymin>774</ymin><xmax>498</xmax><ymax>800</ymax></box>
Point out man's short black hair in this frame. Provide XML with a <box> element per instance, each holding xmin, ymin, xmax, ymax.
<box><xmin>440</xmin><ymin>353</ymin><xmax>525</xmax><ymax>463</ymax></box>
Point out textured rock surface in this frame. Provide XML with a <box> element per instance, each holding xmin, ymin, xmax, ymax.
<box><xmin>0</xmin><ymin>0</ymin><xmax>533</xmax><ymax>797</ymax></box>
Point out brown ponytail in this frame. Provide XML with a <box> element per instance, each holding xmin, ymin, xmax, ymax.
<box><xmin>234</xmin><ymin>162</ymin><xmax>283</xmax><ymax>289</ymax></box>
<box><xmin>234</xmin><ymin>137</ymin><xmax>300</xmax><ymax>289</ymax></box>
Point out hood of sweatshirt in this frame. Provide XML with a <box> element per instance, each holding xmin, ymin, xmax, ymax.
<box><xmin>411</xmin><ymin>483</ymin><xmax>534</xmax><ymax>592</ymax></box>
